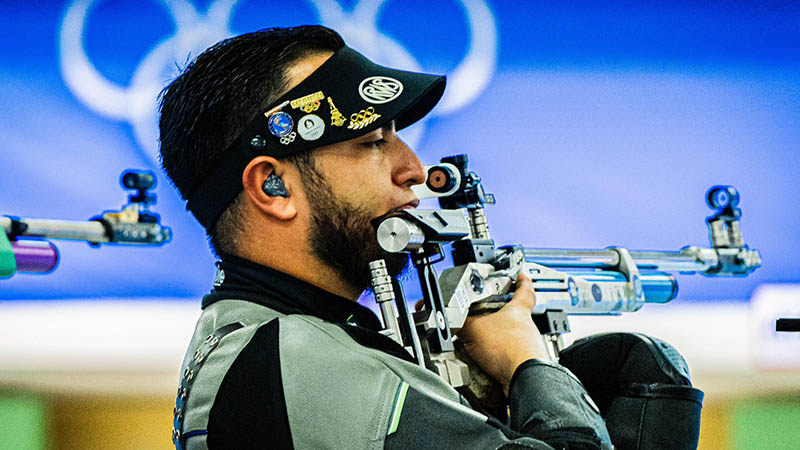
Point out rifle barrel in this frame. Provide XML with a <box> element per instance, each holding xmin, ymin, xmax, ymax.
<box><xmin>1</xmin><ymin>217</ymin><xmax>109</xmax><ymax>243</ymax></box>
<box><xmin>523</xmin><ymin>248</ymin><xmax>713</xmax><ymax>273</ymax></box>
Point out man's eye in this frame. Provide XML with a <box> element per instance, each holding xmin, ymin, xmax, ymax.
<box><xmin>363</xmin><ymin>138</ymin><xmax>388</xmax><ymax>149</ymax></box>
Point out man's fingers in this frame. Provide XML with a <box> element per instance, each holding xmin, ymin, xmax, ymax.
<box><xmin>420</xmin><ymin>275</ymin><xmax>536</xmax><ymax>317</ymax></box>
<box><xmin>509</xmin><ymin>273</ymin><xmax>536</xmax><ymax>311</ymax></box>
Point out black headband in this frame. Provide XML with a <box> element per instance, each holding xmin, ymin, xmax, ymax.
<box><xmin>185</xmin><ymin>46</ymin><xmax>446</xmax><ymax>231</ymax></box>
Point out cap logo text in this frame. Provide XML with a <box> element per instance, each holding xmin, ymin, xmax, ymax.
<box><xmin>359</xmin><ymin>77</ymin><xmax>403</xmax><ymax>104</ymax></box>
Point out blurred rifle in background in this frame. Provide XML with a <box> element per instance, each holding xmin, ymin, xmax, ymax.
<box><xmin>1</xmin><ymin>170</ymin><xmax>171</xmax><ymax>279</ymax></box>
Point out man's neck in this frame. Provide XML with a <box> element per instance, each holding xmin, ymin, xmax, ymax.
<box><xmin>233</xmin><ymin>244</ymin><xmax>362</xmax><ymax>301</ymax></box>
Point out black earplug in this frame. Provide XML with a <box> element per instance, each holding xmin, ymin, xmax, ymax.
<box><xmin>262</xmin><ymin>173</ymin><xmax>290</xmax><ymax>197</ymax></box>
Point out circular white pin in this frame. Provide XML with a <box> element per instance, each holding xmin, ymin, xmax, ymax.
<box><xmin>297</xmin><ymin>114</ymin><xmax>325</xmax><ymax>141</ymax></box>
<box><xmin>359</xmin><ymin>76</ymin><xmax>403</xmax><ymax>104</ymax></box>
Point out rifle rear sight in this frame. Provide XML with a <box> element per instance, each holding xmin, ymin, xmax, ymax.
<box><xmin>121</xmin><ymin>170</ymin><xmax>157</xmax><ymax>215</ymax></box>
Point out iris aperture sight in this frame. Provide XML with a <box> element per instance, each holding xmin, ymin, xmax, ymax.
<box><xmin>706</xmin><ymin>185</ymin><xmax>740</xmax><ymax>211</ymax></box>
<box><xmin>121</xmin><ymin>170</ymin><xmax>157</xmax><ymax>209</ymax></box>
<box><xmin>121</xmin><ymin>170</ymin><xmax>155</xmax><ymax>191</ymax></box>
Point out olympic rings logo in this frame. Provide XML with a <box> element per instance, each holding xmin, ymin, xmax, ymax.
<box><xmin>279</xmin><ymin>132</ymin><xmax>297</xmax><ymax>146</ymax></box>
<box><xmin>59</xmin><ymin>0</ymin><xmax>497</xmax><ymax>166</ymax></box>
<box><xmin>351</xmin><ymin>107</ymin><xmax>376</xmax><ymax>123</ymax></box>
<box><xmin>348</xmin><ymin>107</ymin><xmax>380</xmax><ymax>130</ymax></box>
<box><xmin>302</xmin><ymin>101</ymin><xmax>321</xmax><ymax>113</ymax></box>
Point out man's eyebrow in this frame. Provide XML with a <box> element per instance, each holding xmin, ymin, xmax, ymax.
<box><xmin>359</xmin><ymin>121</ymin><xmax>395</xmax><ymax>140</ymax></box>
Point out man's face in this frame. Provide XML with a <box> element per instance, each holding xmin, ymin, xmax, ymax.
<box><xmin>298</xmin><ymin>122</ymin><xmax>425</xmax><ymax>294</ymax></box>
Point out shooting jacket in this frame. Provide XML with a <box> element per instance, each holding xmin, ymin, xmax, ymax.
<box><xmin>174</xmin><ymin>254</ymin><xmax>612</xmax><ymax>450</ymax></box>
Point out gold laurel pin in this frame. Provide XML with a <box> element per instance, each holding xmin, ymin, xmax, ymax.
<box><xmin>327</xmin><ymin>97</ymin><xmax>346</xmax><ymax>127</ymax></box>
<box><xmin>291</xmin><ymin>91</ymin><xmax>324</xmax><ymax>113</ymax></box>
<box><xmin>347</xmin><ymin>107</ymin><xmax>380</xmax><ymax>130</ymax></box>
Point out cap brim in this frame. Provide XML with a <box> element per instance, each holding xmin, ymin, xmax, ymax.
<box><xmin>244</xmin><ymin>46</ymin><xmax>447</xmax><ymax>158</ymax></box>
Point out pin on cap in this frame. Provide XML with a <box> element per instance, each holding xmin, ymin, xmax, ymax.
<box><xmin>298</xmin><ymin>114</ymin><xmax>325</xmax><ymax>141</ymax></box>
<box><xmin>267</xmin><ymin>111</ymin><xmax>294</xmax><ymax>137</ymax></box>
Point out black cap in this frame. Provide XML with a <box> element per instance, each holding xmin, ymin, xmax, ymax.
<box><xmin>185</xmin><ymin>46</ymin><xmax>446</xmax><ymax>231</ymax></box>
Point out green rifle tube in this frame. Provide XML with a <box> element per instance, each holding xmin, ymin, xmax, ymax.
<box><xmin>0</xmin><ymin>230</ymin><xmax>15</xmax><ymax>278</ymax></box>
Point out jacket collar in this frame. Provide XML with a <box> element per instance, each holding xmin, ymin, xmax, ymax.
<box><xmin>202</xmin><ymin>253</ymin><xmax>383</xmax><ymax>331</ymax></box>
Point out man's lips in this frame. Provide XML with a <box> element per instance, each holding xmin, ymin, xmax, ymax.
<box><xmin>400</xmin><ymin>199</ymin><xmax>420</xmax><ymax>209</ymax></box>
<box><xmin>371</xmin><ymin>200</ymin><xmax>420</xmax><ymax>230</ymax></box>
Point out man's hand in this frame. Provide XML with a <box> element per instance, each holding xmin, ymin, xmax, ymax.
<box><xmin>456</xmin><ymin>274</ymin><xmax>550</xmax><ymax>394</ymax></box>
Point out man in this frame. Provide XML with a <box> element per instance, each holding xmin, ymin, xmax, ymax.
<box><xmin>160</xmin><ymin>26</ymin><xmax>700</xmax><ymax>450</ymax></box>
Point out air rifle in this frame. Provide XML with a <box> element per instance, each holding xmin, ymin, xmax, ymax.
<box><xmin>1</xmin><ymin>170</ymin><xmax>172</xmax><ymax>278</ymax></box>
<box><xmin>368</xmin><ymin>154</ymin><xmax>761</xmax><ymax>400</ymax></box>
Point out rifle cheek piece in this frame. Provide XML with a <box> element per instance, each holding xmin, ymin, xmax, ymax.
<box><xmin>376</xmin><ymin>217</ymin><xmax>426</xmax><ymax>253</ymax></box>
<box><xmin>374</xmin><ymin>209</ymin><xmax>471</xmax><ymax>254</ymax></box>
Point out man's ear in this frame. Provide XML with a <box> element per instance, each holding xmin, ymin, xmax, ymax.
<box><xmin>242</xmin><ymin>156</ymin><xmax>297</xmax><ymax>221</ymax></box>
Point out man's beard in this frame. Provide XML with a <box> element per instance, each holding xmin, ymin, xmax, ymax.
<box><xmin>300</xmin><ymin>166</ymin><xmax>410</xmax><ymax>295</ymax></box>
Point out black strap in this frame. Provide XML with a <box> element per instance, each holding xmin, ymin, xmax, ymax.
<box><xmin>173</xmin><ymin>322</ymin><xmax>244</xmax><ymax>449</ymax></box>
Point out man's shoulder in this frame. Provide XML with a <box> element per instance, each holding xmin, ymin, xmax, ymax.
<box><xmin>200</xmin><ymin>297</ymin><xmax>286</xmax><ymax>327</ymax></box>
<box><xmin>199</xmin><ymin>300</ymin><xmax>351</xmax><ymax>348</ymax></box>
<box><xmin>194</xmin><ymin>301</ymin><xmax>386</xmax><ymax>369</ymax></box>
<box><xmin>194</xmin><ymin>299</ymin><xmax>457</xmax><ymax>399</ymax></box>
<box><xmin>182</xmin><ymin>300</ymin><xmax>466</xmax><ymax>450</ymax></box>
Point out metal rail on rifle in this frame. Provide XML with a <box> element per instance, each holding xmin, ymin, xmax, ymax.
<box><xmin>369</xmin><ymin>154</ymin><xmax>761</xmax><ymax>390</ymax></box>
<box><xmin>1</xmin><ymin>170</ymin><xmax>172</xmax><ymax>278</ymax></box>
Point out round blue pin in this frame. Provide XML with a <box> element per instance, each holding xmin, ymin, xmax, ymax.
<box><xmin>267</xmin><ymin>112</ymin><xmax>294</xmax><ymax>137</ymax></box>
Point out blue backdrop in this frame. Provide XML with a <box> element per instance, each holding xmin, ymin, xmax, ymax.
<box><xmin>1</xmin><ymin>0</ymin><xmax>798</xmax><ymax>301</ymax></box>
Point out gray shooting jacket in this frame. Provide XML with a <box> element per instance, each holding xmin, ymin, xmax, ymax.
<box><xmin>173</xmin><ymin>254</ymin><xmax>612</xmax><ymax>450</ymax></box>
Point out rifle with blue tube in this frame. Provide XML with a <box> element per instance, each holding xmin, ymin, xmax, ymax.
<box><xmin>368</xmin><ymin>154</ymin><xmax>761</xmax><ymax>410</ymax></box>
<box><xmin>1</xmin><ymin>170</ymin><xmax>172</xmax><ymax>279</ymax></box>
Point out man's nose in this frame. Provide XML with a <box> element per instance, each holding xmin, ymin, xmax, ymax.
<box><xmin>391</xmin><ymin>137</ymin><xmax>426</xmax><ymax>188</ymax></box>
